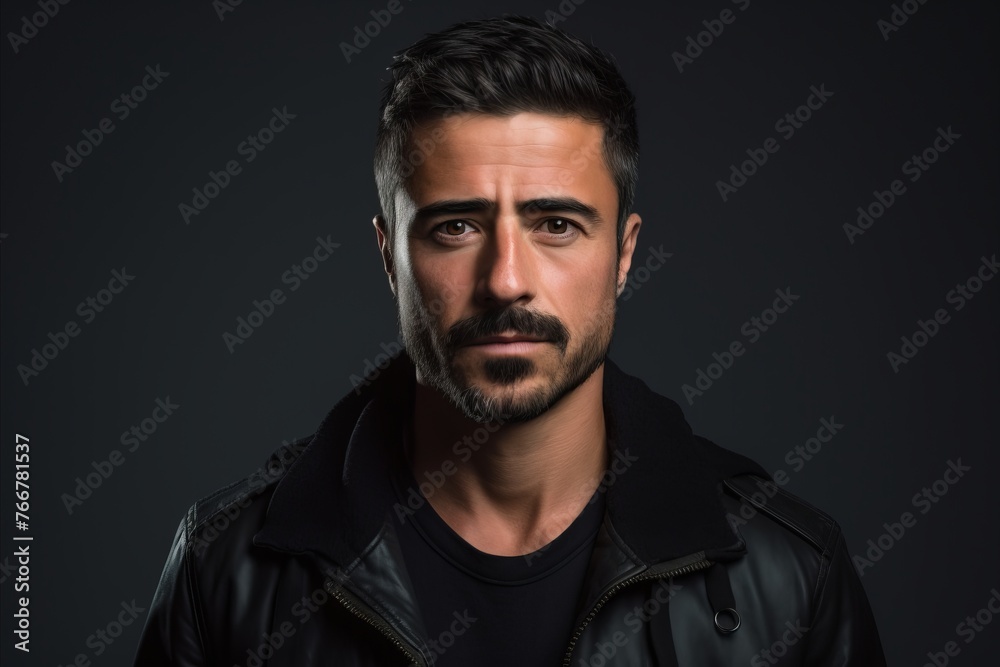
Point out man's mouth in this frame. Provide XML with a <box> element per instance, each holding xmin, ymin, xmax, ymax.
<box><xmin>465</xmin><ymin>333</ymin><xmax>549</xmax><ymax>346</ymax></box>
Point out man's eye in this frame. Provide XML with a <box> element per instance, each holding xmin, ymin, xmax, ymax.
<box><xmin>544</xmin><ymin>218</ymin><xmax>572</xmax><ymax>234</ymax></box>
<box><xmin>437</xmin><ymin>220</ymin><xmax>470</xmax><ymax>236</ymax></box>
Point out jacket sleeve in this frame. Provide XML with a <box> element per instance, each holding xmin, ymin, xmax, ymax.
<box><xmin>133</xmin><ymin>508</ymin><xmax>209</xmax><ymax>666</ymax></box>
<box><xmin>802</xmin><ymin>530</ymin><xmax>887</xmax><ymax>665</ymax></box>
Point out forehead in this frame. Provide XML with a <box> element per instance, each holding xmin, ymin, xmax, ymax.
<box><xmin>402</xmin><ymin>112</ymin><xmax>614</xmax><ymax>206</ymax></box>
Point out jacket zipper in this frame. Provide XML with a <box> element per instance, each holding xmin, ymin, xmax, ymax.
<box><xmin>561</xmin><ymin>552</ymin><xmax>713</xmax><ymax>667</ymax></box>
<box><xmin>326</xmin><ymin>578</ymin><xmax>427</xmax><ymax>667</ymax></box>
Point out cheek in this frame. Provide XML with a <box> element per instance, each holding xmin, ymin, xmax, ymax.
<box><xmin>570</xmin><ymin>255</ymin><xmax>617</xmax><ymax>298</ymax></box>
<box><xmin>406</xmin><ymin>258</ymin><xmax>469</xmax><ymax>325</ymax></box>
<box><xmin>557</xmin><ymin>259</ymin><xmax>618</xmax><ymax>331</ymax></box>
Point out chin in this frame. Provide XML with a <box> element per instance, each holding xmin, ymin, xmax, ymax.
<box><xmin>452</xmin><ymin>363</ymin><xmax>591</xmax><ymax>424</ymax></box>
<box><xmin>454</xmin><ymin>387</ymin><xmax>556</xmax><ymax>424</ymax></box>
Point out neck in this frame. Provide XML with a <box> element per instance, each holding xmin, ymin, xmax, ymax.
<box><xmin>408</xmin><ymin>366</ymin><xmax>608</xmax><ymax>556</ymax></box>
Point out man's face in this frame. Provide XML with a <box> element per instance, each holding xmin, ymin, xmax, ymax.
<box><xmin>375</xmin><ymin>112</ymin><xmax>640</xmax><ymax>423</ymax></box>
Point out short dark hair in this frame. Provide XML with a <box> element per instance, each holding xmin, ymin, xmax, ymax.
<box><xmin>374</xmin><ymin>15</ymin><xmax>639</xmax><ymax>252</ymax></box>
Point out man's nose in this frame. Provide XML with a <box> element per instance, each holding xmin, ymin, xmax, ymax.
<box><xmin>475</xmin><ymin>218</ymin><xmax>536</xmax><ymax>307</ymax></box>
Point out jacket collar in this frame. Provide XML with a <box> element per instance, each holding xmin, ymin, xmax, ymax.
<box><xmin>255</xmin><ymin>349</ymin><xmax>766</xmax><ymax>569</ymax></box>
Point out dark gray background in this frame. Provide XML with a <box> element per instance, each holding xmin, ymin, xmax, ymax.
<box><xmin>2</xmin><ymin>0</ymin><xmax>997</xmax><ymax>664</ymax></box>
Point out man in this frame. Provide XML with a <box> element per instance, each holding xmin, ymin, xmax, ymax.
<box><xmin>134</xmin><ymin>16</ymin><xmax>886</xmax><ymax>666</ymax></box>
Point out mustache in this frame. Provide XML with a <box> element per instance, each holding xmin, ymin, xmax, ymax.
<box><xmin>445</xmin><ymin>307</ymin><xmax>569</xmax><ymax>353</ymax></box>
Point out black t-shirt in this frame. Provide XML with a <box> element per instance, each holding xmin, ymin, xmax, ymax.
<box><xmin>390</xmin><ymin>451</ymin><xmax>606</xmax><ymax>666</ymax></box>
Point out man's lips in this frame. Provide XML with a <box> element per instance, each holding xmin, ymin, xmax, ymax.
<box><xmin>464</xmin><ymin>334</ymin><xmax>549</xmax><ymax>346</ymax></box>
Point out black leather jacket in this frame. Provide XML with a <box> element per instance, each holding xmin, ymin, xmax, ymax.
<box><xmin>134</xmin><ymin>353</ymin><xmax>886</xmax><ymax>666</ymax></box>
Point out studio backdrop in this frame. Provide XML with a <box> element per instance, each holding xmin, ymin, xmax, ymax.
<box><xmin>1</xmin><ymin>0</ymin><xmax>997</xmax><ymax>665</ymax></box>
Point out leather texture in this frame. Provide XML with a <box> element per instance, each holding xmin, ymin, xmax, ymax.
<box><xmin>133</xmin><ymin>353</ymin><xmax>887</xmax><ymax>666</ymax></box>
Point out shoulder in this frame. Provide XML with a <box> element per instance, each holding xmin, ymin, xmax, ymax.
<box><xmin>716</xmin><ymin>471</ymin><xmax>886</xmax><ymax>660</ymax></box>
<box><xmin>721</xmin><ymin>472</ymin><xmax>842</xmax><ymax>558</ymax></box>
<box><xmin>688</xmin><ymin>432</ymin><xmax>843</xmax><ymax>559</ymax></box>
<box><xmin>719</xmin><ymin>470</ymin><xmax>849</xmax><ymax>612</ymax></box>
<box><xmin>137</xmin><ymin>436</ymin><xmax>320</xmax><ymax>660</ymax></box>
<box><xmin>177</xmin><ymin>435</ymin><xmax>313</xmax><ymax>565</ymax></box>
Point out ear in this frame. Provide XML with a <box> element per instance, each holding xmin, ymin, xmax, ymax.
<box><xmin>373</xmin><ymin>214</ymin><xmax>396</xmax><ymax>295</ymax></box>
<box><xmin>616</xmin><ymin>213</ymin><xmax>642</xmax><ymax>297</ymax></box>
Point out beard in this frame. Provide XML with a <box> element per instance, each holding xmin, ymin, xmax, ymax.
<box><xmin>396</xmin><ymin>274</ymin><xmax>618</xmax><ymax>424</ymax></box>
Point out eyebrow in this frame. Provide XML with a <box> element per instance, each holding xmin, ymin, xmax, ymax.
<box><xmin>522</xmin><ymin>198</ymin><xmax>602</xmax><ymax>226</ymax></box>
<box><xmin>413</xmin><ymin>197</ymin><xmax>602</xmax><ymax>226</ymax></box>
